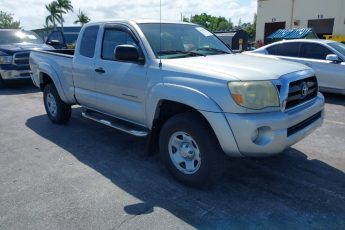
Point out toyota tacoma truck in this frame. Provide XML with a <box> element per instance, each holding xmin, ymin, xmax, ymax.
<box><xmin>30</xmin><ymin>20</ymin><xmax>325</xmax><ymax>186</ymax></box>
<box><xmin>0</xmin><ymin>29</ymin><xmax>53</xmax><ymax>88</ymax></box>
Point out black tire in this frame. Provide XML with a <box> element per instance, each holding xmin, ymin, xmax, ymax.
<box><xmin>159</xmin><ymin>112</ymin><xmax>225</xmax><ymax>187</ymax></box>
<box><xmin>43</xmin><ymin>83</ymin><xmax>71</xmax><ymax>124</ymax></box>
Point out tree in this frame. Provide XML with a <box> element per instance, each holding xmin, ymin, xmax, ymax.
<box><xmin>0</xmin><ymin>11</ymin><xmax>20</xmax><ymax>29</ymax></box>
<box><xmin>45</xmin><ymin>1</ymin><xmax>62</xmax><ymax>30</ymax></box>
<box><xmin>55</xmin><ymin>0</ymin><xmax>73</xmax><ymax>32</ymax></box>
<box><xmin>242</xmin><ymin>14</ymin><xmax>257</xmax><ymax>41</ymax></box>
<box><xmin>74</xmin><ymin>9</ymin><xmax>90</xmax><ymax>26</ymax></box>
<box><xmin>191</xmin><ymin>13</ymin><xmax>233</xmax><ymax>32</ymax></box>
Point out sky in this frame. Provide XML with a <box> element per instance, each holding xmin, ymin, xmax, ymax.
<box><xmin>0</xmin><ymin>0</ymin><xmax>257</xmax><ymax>30</ymax></box>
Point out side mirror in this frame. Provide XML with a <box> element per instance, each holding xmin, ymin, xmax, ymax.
<box><xmin>326</xmin><ymin>54</ymin><xmax>341</xmax><ymax>63</ymax></box>
<box><xmin>114</xmin><ymin>45</ymin><xmax>143</xmax><ymax>63</ymax></box>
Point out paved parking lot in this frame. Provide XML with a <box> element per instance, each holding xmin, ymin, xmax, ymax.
<box><xmin>0</xmin><ymin>81</ymin><xmax>344</xmax><ymax>229</ymax></box>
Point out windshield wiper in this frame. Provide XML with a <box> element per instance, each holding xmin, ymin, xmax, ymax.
<box><xmin>157</xmin><ymin>50</ymin><xmax>205</xmax><ymax>57</ymax></box>
<box><xmin>196</xmin><ymin>47</ymin><xmax>230</xmax><ymax>54</ymax></box>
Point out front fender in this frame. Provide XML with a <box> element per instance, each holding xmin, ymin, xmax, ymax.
<box><xmin>146</xmin><ymin>83</ymin><xmax>223</xmax><ymax>129</ymax></box>
<box><xmin>145</xmin><ymin>83</ymin><xmax>242</xmax><ymax>157</ymax></box>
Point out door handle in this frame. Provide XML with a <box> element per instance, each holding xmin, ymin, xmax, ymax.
<box><xmin>95</xmin><ymin>67</ymin><xmax>105</xmax><ymax>74</ymax></box>
<box><xmin>304</xmin><ymin>63</ymin><xmax>312</xmax><ymax>67</ymax></box>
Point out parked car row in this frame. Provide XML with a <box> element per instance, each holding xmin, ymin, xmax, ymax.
<box><xmin>2</xmin><ymin>28</ymin><xmax>344</xmax><ymax>97</ymax></box>
<box><xmin>247</xmin><ymin>39</ymin><xmax>345</xmax><ymax>95</ymax></box>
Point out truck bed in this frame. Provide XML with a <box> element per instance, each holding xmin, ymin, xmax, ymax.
<box><xmin>30</xmin><ymin>49</ymin><xmax>76</xmax><ymax>104</ymax></box>
<box><xmin>35</xmin><ymin>49</ymin><xmax>75</xmax><ymax>57</ymax></box>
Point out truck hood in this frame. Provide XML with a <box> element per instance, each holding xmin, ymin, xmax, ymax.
<box><xmin>163</xmin><ymin>53</ymin><xmax>310</xmax><ymax>81</ymax></box>
<box><xmin>0</xmin><ymin>43</ymin><xmax>53</xmax><ymax>54</ymax></box>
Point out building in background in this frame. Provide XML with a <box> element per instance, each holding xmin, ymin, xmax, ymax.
<box><xmin>256</xmin><ymin>0</ymin><xmax>345</xmax><ymax>44</ymax></box>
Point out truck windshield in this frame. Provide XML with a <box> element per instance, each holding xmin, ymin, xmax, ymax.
<box><xmin>138</xmin><ymin>23</ymin><xmax>231</xmax><ymax>59</ymax></box>
<box><xmin>329</xmin><ymin>42</ymin><xmax>345</xmax><ymax>57</ymax></box>
<box><xmin>0</xmin><ymin>30</ymin><xmax>44</xmax><ymax>45</ymax></box>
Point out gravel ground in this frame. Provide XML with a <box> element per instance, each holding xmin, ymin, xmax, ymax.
<box><xmin>0</xmin><ymin>82</ymin><xmax>344</xmax><ymax>230</ymax></box>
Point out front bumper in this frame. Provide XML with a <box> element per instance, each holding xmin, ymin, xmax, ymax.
<box><xmin>225</xmin><ymin>93</ymin><xmax>325</xmax><ymax>157</ymax></box>
<box><xmin>0</xmin><ymin>68</ymin><xmax>32</xmax><ymax>80</ymax></box>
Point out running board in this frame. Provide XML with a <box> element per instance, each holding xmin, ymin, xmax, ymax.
<box><xmin>82</xmin><ymin>110</ymin><xmax>149</xmax><ymax>137</ymax></box>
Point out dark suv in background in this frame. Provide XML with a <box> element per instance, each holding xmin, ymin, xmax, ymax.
<box><xmin>0</xmin><ymin>29</ymin><xmax>53</xmax><ymax>88</ymax></box>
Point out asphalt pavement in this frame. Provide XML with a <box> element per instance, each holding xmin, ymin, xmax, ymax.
<box><xmin>0</xmin><ymin>81</ymin><xmax>344</xmax><ymax>230</ymax></box>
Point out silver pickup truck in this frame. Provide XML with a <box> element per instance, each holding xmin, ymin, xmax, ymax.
<box><xmin>30</xmin><ymin>20</ymin><xmax>325</xmax><ymax>186</ymax></box>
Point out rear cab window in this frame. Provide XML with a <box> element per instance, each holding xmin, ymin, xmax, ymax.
<box><xmin>48</xmin><ymin>31</ymin><xmax>65</xmax><ymax>44</ymax></box>
<box><xmin>79</xmin><ymin>25</ymin><xmax>99</xmax><ymax>58</ymax></box>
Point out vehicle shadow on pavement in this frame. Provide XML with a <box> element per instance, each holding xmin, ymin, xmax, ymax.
<box><xmin>0</xmin><ymin>80</ymin><xmax>39</xmax><ymax>95</ymax></box>
<box><xmin>25</xmin><ymin>110</ymin><xmax>345</xmax><ymax>229</ymax></box>
<box><xmin>323</xmin><ymin>93</ymin><xmax>345</xmax><ymax>106</ymax></box>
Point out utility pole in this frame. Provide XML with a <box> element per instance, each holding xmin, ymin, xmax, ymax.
<box><xmin>290</xmin><ymin>0</ymin><xmax>295</xmax><ymax>28</ymax></box>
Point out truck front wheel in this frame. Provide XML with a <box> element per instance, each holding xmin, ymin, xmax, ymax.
<box><xmin>159</xmin><ymin>112</ymin><xmax>225</xmax><ymax>187</ymax></box>
<box><xmin>43</xmin><ymin>84</ymin><xmax>71</xmax><ymax>124</ymax></box>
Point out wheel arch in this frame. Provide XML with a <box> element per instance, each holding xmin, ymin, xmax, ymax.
<box><xmin>146</xmin><ymin>83</ymin><xmax>223</xmax><ymax>129</ymax></box>
<box><xmin>145</xmin><ymin>83</ymin><xmax>241</xmax><ymax>157</ymax></box>
<box><xmin>37</xmin><ymin>67</ymin><xmax>68</xmax><ymax>103</ymax></box>
<box><xmin>145</xmin><ymin>84</ymin><xmax>230</xmax><ymax>155</ymax></box>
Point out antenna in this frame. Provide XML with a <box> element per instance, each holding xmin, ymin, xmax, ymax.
<box><xmin>159</xmin><ymin>0</ymin><xmax>162</xmax><ymax>68</ymax></box>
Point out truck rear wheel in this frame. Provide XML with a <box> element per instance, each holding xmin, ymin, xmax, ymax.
<box><xmin>43</xmin><ymin>83</ymin><xmax>71</xmax><ymax>124</ymax></box>
<box><xmin>159</xmin><ymin>112</ymin><xmax>225</xmax><ymax>187</ymax></box>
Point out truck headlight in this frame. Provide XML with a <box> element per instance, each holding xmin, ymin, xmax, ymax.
<box><xmin>0</xmin><ymin>55</ymin><xmax>13</xmax><ymax>64</ymax></box>
<box><xmin>228</xmin><ymin>81</ymin><xmax>279</xmax><ymax>110</ymax></box>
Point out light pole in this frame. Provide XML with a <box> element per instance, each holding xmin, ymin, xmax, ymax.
<box><xmin>290</xmin><ymin>0</ymin><xmax>295</xmax><ymax>28</ymax></box>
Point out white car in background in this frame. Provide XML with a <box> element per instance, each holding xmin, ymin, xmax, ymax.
<box><xmin>248</xmin><ymin>39</ymin><xmax>345</xmax><ymax>95</ymax></box>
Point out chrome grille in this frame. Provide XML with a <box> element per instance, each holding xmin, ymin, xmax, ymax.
<box><xmin>13</xmin><ymin>52</ymin><xmax>30</xmax><ymax>65</ymax></box>
<box><xmin>285</xmin><ymin>76</ymin><xmax>318</xmax><ymax>110</ymax></box>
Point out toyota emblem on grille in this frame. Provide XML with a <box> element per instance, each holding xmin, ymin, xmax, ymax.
<box><xmin>301</xmin><ymin>82</ymin><xmax>309</xmax><ymax>98</ymax></box>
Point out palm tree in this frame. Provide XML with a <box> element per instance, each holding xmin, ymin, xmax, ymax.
<box><xmin>56</xmin><ymin>0</ymin><xmax>73</xmax><ymax>32</ymax></box>
<box><xmin>45</xmin><ymin>2</ymin><xmax>62</xmax><ymax>30</ymax></box>
<box><xmin>74</xmin><ymin>9</ymin><xmax>91</xmax><ymax>26</ymax></box>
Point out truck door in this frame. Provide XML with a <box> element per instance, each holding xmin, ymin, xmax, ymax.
<box><xmin>73</xmin><ymin>25</ymin><xmax>100</xmax><ymax>108</ymax></box>
<box><xmin>93</xmin><ymin>24</ymin><xmax>148</xmax><ymax>125</ymax></box>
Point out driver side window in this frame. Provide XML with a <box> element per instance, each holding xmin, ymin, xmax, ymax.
<box><xmin>300</xmin><ymin>43</ymin><xmax>334</xmax><ymax>60</ymax></box>
<box><xmin>102</xmin><ymin>29</ymin><xmax>138</xmax><ymax>60</ymax></box>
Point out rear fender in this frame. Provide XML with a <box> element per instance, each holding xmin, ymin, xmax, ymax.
<box><xmin>38</xmin><ymin>62</ymin><xmax>68</xmax><ymax>102</ymax></box>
